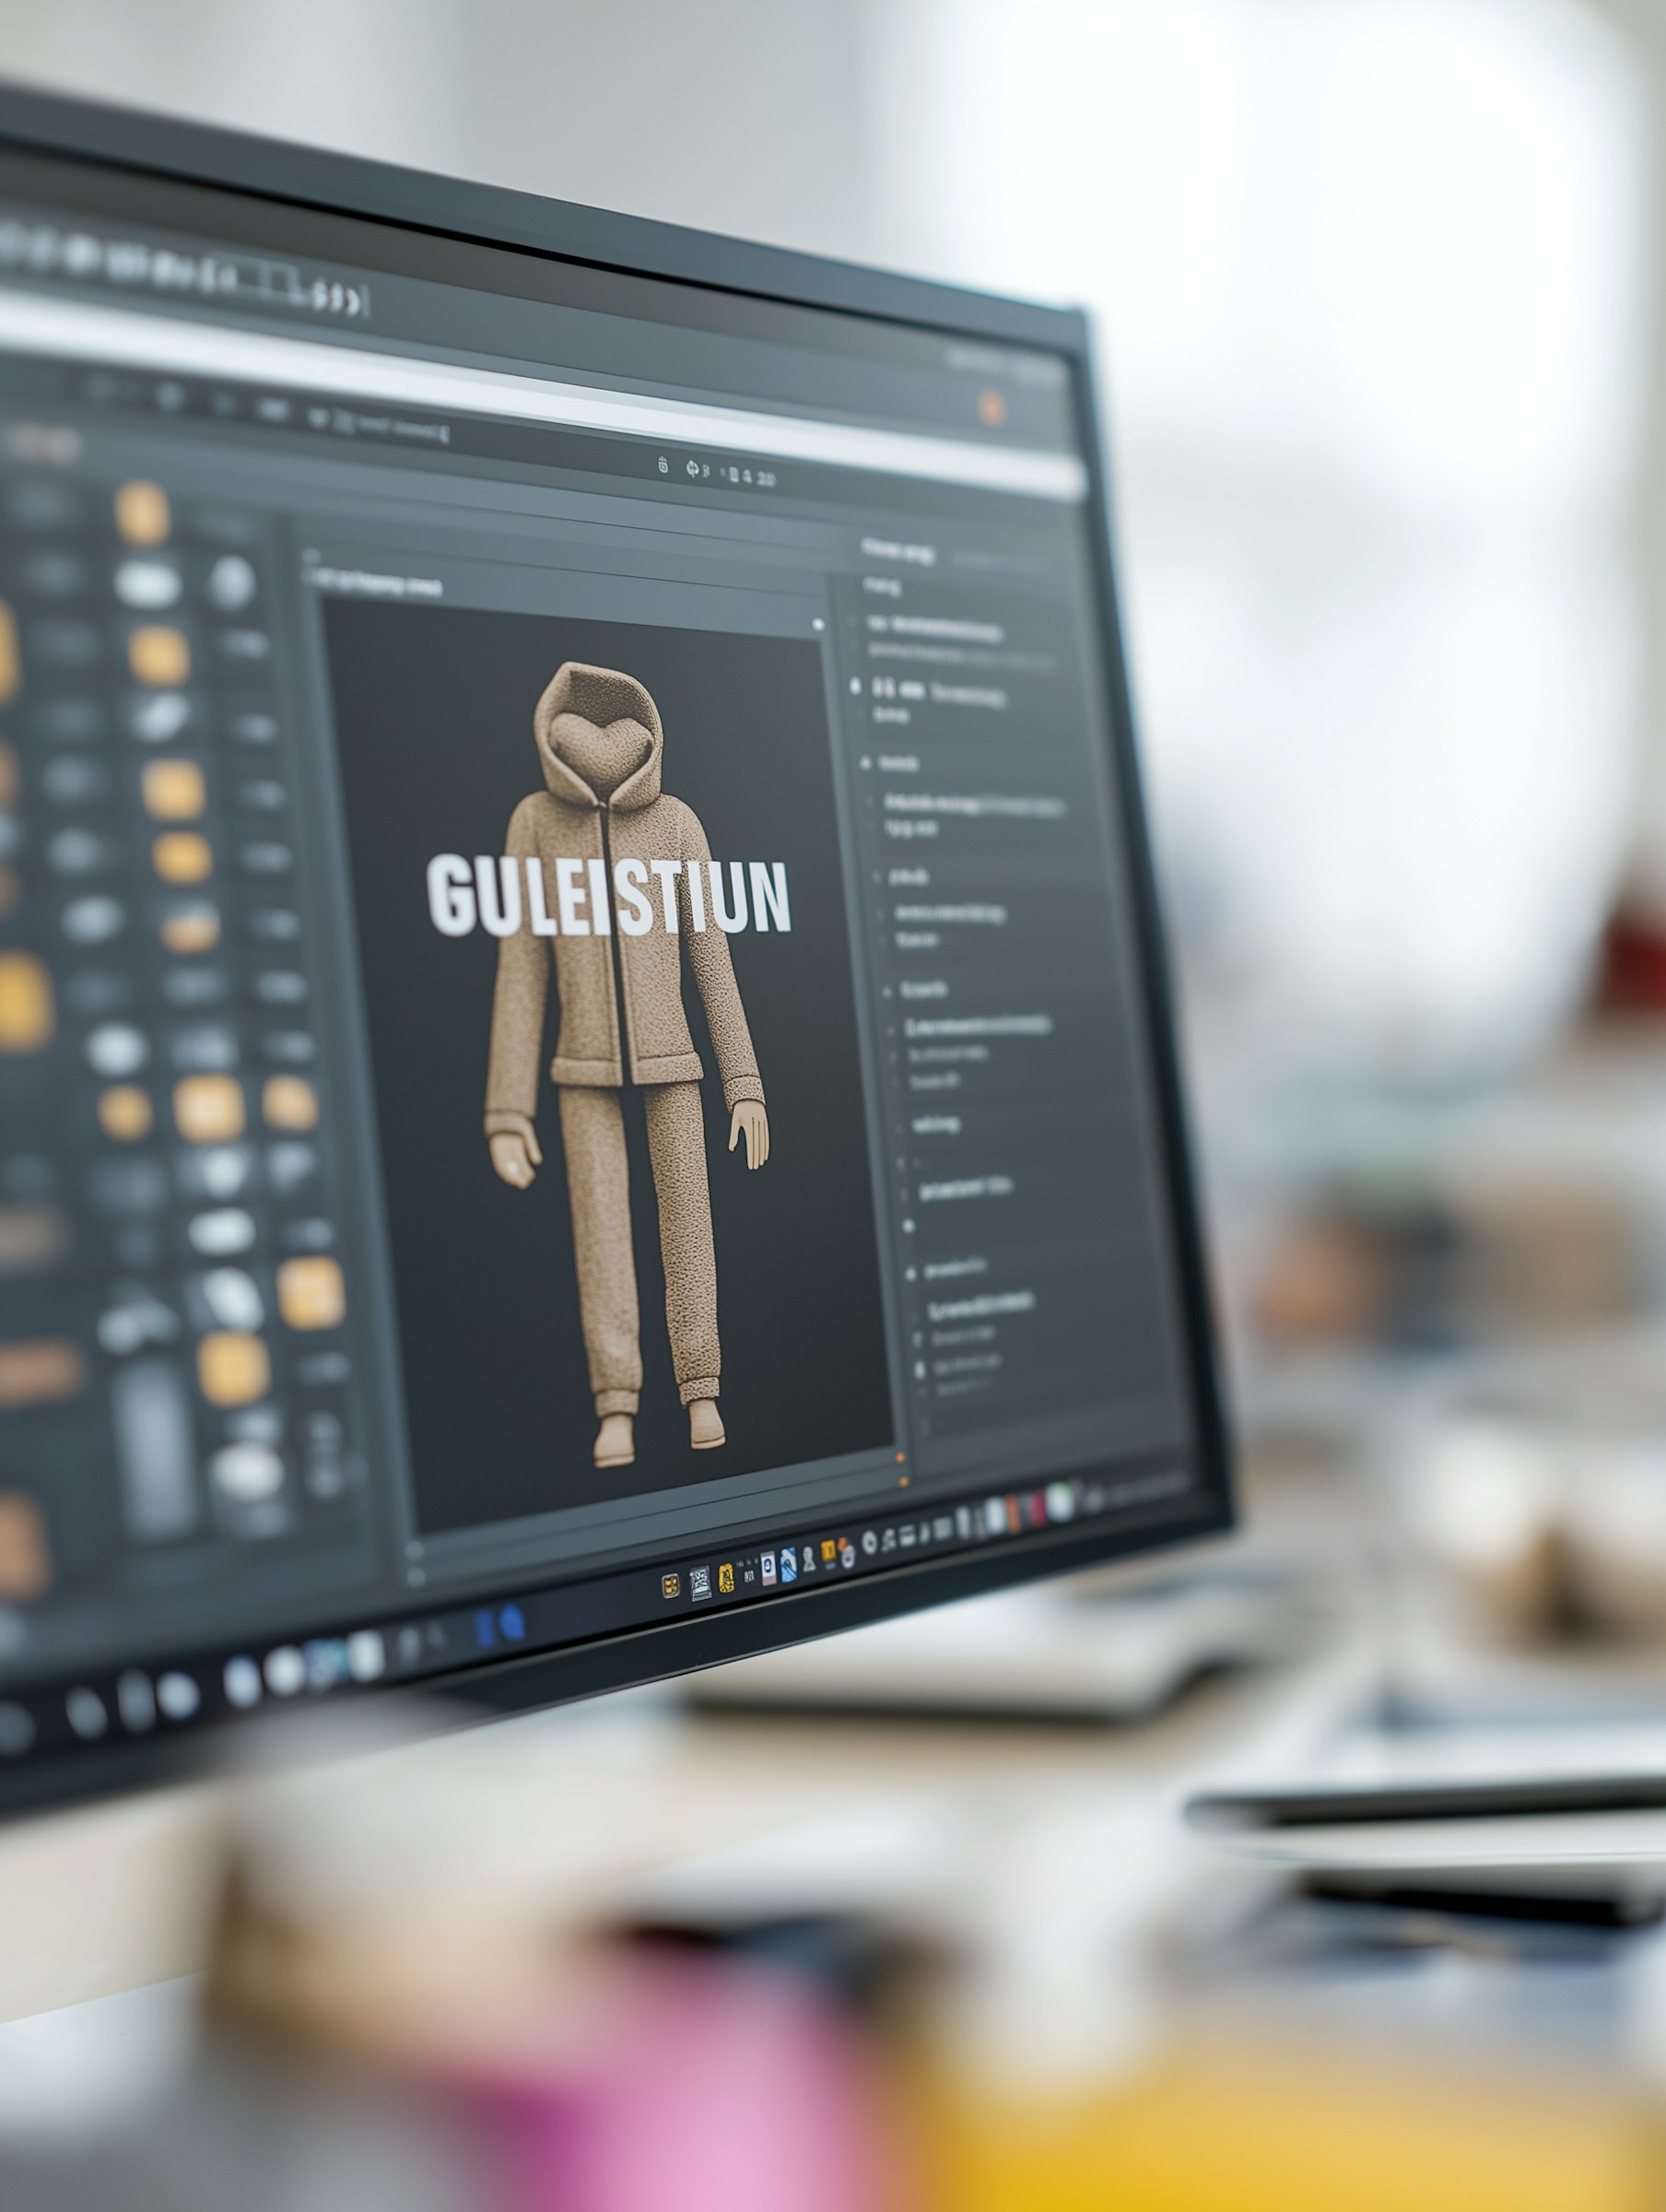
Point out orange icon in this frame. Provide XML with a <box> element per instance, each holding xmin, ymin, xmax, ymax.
<box><xmin>0</xmin><ymin>954</ymin><xmax>53</xmax><ymax>1053</ymax></box>
<box><xmin>173</xmin><ymin>1076</ymin><xmax>245</xmax><ymax>1143</ymax></box>
<box><xmin>153</xmin><ymin>831</ymin><xmax>212</xmax><ymax>884</ymax></box>
<box><xmin>262</xmin><ymin>1075</ymin><xmax>319</xmax><ymax>1131</ymax></box>
<box><xmin>276</xmin><ymin>1255</ymin><xmax>345</xmax><ymax>1332</ymax></box>
<box><xmin>128</xmin><ymin>627</ymin><xmax>191</xmax><ymax>687</ymax></box>
<box><xmin>197</xmin><ymin>1332</ymin><xmax>270</xmax><ymax>1408</ymax></box>
<box><xmin>115</xmin><ymin>481</ymin><xmax>170</xmax><ymax>547</ymax></box>
<box><xmin>142</xmin><ymin>759</ymin><xmax>206</xmax><ymax>820</ymax></box>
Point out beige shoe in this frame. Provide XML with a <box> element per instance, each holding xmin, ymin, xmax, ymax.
<box><xmin>593</xmin><ymin>1412</ymin><xmax>635</xmax><ymax>1468</ymax></box>
<box><xmin>687</xmin><ymin>1398</ymin><xmax>725</xmax><ymax>1451</ymax></box>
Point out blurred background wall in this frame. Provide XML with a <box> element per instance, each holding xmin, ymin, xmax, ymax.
<box><xmin>2</xmin><ymin>0</ymin><xmax>1657</xmax><ymax>1053</ymax></box>
<box><xmin>7</xmin><ymin>0</ymin><xmax>1666</xmax><ymax>1512</ymax></box>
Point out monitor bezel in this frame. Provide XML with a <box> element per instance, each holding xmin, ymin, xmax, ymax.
<box><xmin>0</xmin><ymin>80</ymin><xmax>1235</xmax><ymax>1818</ymax></box>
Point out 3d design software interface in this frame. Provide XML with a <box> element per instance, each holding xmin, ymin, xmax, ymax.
<box><xmin>0</xmin><ymin>135</ymin><xmax>1221</xmax><ymax>1774</ymax></box>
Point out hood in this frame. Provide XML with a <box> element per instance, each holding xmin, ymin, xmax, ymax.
<box><xmin>533</xmin><ymin>662</ymin><xmax>663</xmax><ymax>812</ymax></box>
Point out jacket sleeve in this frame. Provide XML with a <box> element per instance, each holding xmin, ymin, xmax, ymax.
<box><xmin>677</xmin><ymin>804</ymin><xmax>764</xmax><ymax>1111</ymax></box>
<box><xmin>484</xmin><ymin>796</ymin><xmax>549</xmax><ymax>1138</ymax></box>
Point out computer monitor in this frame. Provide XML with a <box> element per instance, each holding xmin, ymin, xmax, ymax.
<box><xmin>0</xmin><ymin>84</ymin><xmax>1231</xmax><ymax>1815</ymax></box>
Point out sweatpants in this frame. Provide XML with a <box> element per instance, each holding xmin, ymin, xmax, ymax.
<box><xmin>557</xmin><ymin>1081</ymin><xmax>719</xmax><ymax>1417</ymax></box>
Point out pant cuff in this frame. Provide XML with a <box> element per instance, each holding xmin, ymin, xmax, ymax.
<box><xmin>594</xmin><ymin>1391</ymin><xmax>639</xmax><ymax>1418</ymax></box>
<box><xmin>678</xmin><ymin>1377</ymin><xmax>721</xmax><ymax>1407</ymax></box>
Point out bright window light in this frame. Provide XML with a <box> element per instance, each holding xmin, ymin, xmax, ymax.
<box><xmin>886</xmin><ymin>0</ymin><xmax>1650</xmax><ymax>1078</ymax></box>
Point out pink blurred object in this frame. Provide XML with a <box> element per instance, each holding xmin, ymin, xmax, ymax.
<box><xmin>462</xmin><ymin>1947</ymin><xmax>900</xmax><ymax>2212</ymax></box>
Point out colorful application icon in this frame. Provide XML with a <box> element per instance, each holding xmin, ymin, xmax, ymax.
<box><xmin>499</xmin><ymin>1604</ymin><xmax>525</xmax><ymax>1641</ymax></box>
<box><xmin>662</xmin><ymin>1572</ymin><xmax>682</xmax><ymax>1600</ymax></box>
<box><xmin>861</xmin><ymin>1528</ymin><xmax>877</xmax><ymax>1556</ymax></box>
<box><xmin>1045</xmin><ymin>1481</ymin><xmax>1076</xmax><ymax>1523</ymax></box>
<box><xmin>779</xmin><ymin>1548</ymin><xmax>798</xmax><ymax>1584</ymax></box>
<box><xmin>717</xmin><ymin>1562</ymin><xmax>735</xmax><ymax>1595</ymax></box>
<box><xmin>839</xmin><ymin>1541</ymin><xmax>856</xmax><ymax>1570</ymax></box>
<box><xmin>760</xmin><ymin>1551</ymin><xmax>777</xmax><ymax>1585</ymax></box>
<box><xmin>304</xmin><ymin>1639</ymin><xmax>348</xmax><ymax>1688</ymax></box>
<box><xmin>691</xmin><ymin>1565</ymin><xmax>711</xmax><ymax>1600</ymax></box>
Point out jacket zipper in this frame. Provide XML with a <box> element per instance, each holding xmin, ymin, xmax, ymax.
<box><xmin>600</xmin><ymin>805</ymin><xmax>632</xmax><ymax>1079</ymax></box>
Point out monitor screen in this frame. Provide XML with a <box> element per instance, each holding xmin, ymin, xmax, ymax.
<box><xmin>0</xmin><ymin>96</ymin><xmax>1229</xmax><ymax>1807</ymax></box>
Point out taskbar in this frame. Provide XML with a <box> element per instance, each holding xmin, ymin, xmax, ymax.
<box><xmin>0</xmin><ymin>1459</ymin><xmax>1196</xmax><ymax>1775</ymax></box>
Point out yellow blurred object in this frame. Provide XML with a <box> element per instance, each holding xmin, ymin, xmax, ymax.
<box><xmin>160</xmin><ymin>902</ymin><xmax>220</xmax><ymax>954</ymax></box>
<box><xmin>99</xmin><ymin>1086</ymin><xmax>154</xmax><ymax>1142</ymax></box>
<box><xmin>0</xmin><ymin>1491</ymin><xmax>51</xmax><ymax>1600</ymax></box>
<box><xmin>129</xmin><ymin>626</ymin><xmax>191</xmax><ymax>687</ymax></box>
<box><xmin>0</xmin><ymin>952</ymin><xmax>53</xmax><ymax>1052</ymax></box>
<box><xmin>173</xmin><ymin>1075</ymin><xmax>245</xmax><ymax>1143</ymax></box>
<box><xmin>197</xmin><ymin>1332</ymin><xmax>270</xmax><ymax>1408</ymax></box>
<box><xmin>0</xmin><ymin>1338</ymin><xmax>84</xmax><ymax>1409</ymax></box>
<box><xmin>153</xmin><ymin>830</ymin><xmax>212</xmax><ymax>884</ymax></box>
<box><xmin>114</xmin><ymin>479</ymin><xmax>170</xmax><ymax>546</ymax></box>
<box><xmin>910</xmin><ymin>2046</ymin><xmax>1666</xmax><ymax>2212</ymax></box>
<box><xmin>263</xmin><ymin>1075</ymin><xmax>319</xmax><ymax>1131</ymax></box>
<box><xmin>142</xmin><ymin>759</ymin><xmax>206</xmax><ymax>820</ymax></box>
<box><xmin>277</xmin><ymin>1255</ymin><xmax>345</xmax><ymax>1331</ymax></box>
<box><xmin>0</xmin><ymin>738</ymin><xmax>19</xmax><ymax>808</ymax></box>
<box><xmin>0</xmin><ymin>599</ymin><xmax>18</xmax><ymax>704</ymax></box>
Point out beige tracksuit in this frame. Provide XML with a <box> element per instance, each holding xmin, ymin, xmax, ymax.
<box><xmin>484</xmin><ymin>663</ymin><xmax>764</xmax><ymax>1417</ymax></box>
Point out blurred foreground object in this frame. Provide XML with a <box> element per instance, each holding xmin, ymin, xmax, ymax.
<box><xmin>1</xmin><ymin>1702</ymin><xmax>905</xmax><ymax>2212</ymax></box>
<box><xmin>209</xmin><ymin>1707</ymin><xmax>903</xmax><ymax>2212</ymax></box>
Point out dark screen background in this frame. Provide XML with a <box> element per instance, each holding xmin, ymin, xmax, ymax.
<box><xmin>323</xmin><ymin>605</ymin><xmax>895</xmax><ymax>1536</ymax></box>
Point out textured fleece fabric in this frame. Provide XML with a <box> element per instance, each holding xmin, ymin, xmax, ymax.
<box><xmin>558</xmin><ymin>1080</ymin><xmax>719</xmax><ymax>1414</ymax></box>
<box><xmin>484</xmin><ymin>662</ymin><xmax>766</xmax><ymax>1123</ymax></box>
<box><xmin>486</xmin><ymin>664</ymin><xmax>759</xmax><ymax>1419</ymax></box>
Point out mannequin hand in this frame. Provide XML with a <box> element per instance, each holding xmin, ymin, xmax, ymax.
<box><xmin>729</xmin><ymin>1100</ymin><xmax>769</xmax><ymax>1171</ymax></box>
<box><xmin>489</xmin><ymin>1126</ymin><xmax>542</xmax><ymax>1189</ymax></box>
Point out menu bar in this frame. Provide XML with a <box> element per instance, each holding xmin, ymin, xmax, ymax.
<box><xmin>0</xmin><ymin>288</ymin><xmax>1090</xmax><ymax>503</ymax></box>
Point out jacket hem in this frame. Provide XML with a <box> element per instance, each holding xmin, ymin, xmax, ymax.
<box><xmin>635</xmin><ymin>1050</ymin><xmax>706</xmax><ymax>1087</ymax></box>
<box><xmin>549</xmin><ymin>1055</ymin><xmax>623</xmax><ymax>1088</ymax></box>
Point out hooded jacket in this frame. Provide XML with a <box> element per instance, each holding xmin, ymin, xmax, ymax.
<box><xmin>484</xmin><ymin>663</ymin><xmax>764</xmax><ymax>1137</ymax></box>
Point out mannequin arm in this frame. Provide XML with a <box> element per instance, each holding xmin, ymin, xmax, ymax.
<box><xmin>729</xmin><ymin>1100</ymin><xmax>769</xmax><ymax>1170</ymax></box>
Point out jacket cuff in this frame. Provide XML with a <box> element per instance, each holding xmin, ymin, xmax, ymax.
<box><xmin>722</xmin><ymin>1077</ymin><xmax>765</xmax><ymax>1111</ymax></box>
<box><xmin>484</xmin><ymin>1109</ymin><xmax>537</xmax><ymax>1141</ymax></box>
